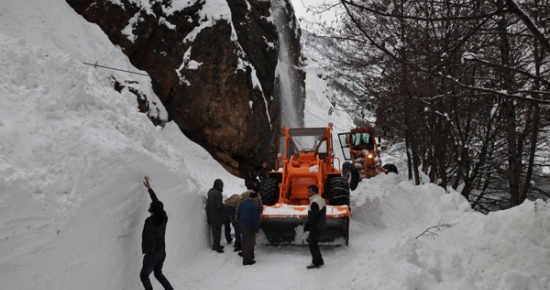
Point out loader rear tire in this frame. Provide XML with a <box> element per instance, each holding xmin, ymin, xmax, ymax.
<box><xmin>343</xmin><ymin>166</ymin><xmax>359</xmax><ymax>191</ymax></box>
<box><xmin>258</xmin><ymin>177</ymin><xmax>278</xmax><ymax>206</ymax></box>
<box><xmin>329</xmin><ymin>177</ymin><xmax>350</xmax><ymax>206</ymax></box>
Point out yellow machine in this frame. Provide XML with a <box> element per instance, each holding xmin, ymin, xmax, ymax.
<box><xmin>338</xmin><ymin>126</ymin><xmax>398</xmax><ymax>191</ymax></box>
<box><xmin>258</xmin><ymin>126</ymin><xmax>350</xmax><ymax>245</ymax></box>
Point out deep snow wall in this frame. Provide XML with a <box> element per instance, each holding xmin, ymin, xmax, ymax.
<box><xmin>0</xmin><ymin>27</ymin><xmax>241</xmax><ymax>290</ymax></box>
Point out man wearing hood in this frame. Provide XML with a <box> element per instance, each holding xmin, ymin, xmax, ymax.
<box><xmin>207</xmin><ymin>179</ymin><xmax>225</xmax><ymax>253</ymax></box>
<box><xmin>140</xmin><ymin>176</ymin><xmax>173</xmax><ymax>290</ymax></box>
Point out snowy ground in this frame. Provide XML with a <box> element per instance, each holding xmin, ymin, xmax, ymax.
<box><xmin>0</xmin><ymin>1</ymin><xmax>549</xmax><ymax>290</ymax></box>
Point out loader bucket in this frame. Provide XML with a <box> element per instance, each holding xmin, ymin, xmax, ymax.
<box><xmin>261</xmin><ymin>217</ymin><xmax>306</xmax><ymax>244</ymax></box>
<box><xmin>260</xmin><ymin>204</ymin><xmax>350</xmax><ymax>245</ymax></box>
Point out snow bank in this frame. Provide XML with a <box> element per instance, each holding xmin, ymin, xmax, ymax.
<box><xmin>0</xmin><ymin>31</ymin><xmax>241</xmax><ymax>289</ymax></box>
<box><xmin>1</xmin><ymin>0</ymin><xmax>549</xmax><ymax>289</ymax></box>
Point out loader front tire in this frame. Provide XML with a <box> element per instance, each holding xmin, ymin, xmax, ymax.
<box><xmin>343</xmin><ymin>166</ymin><xmax>359</xmax><ymax>191</ymax></box>
<box><xmin>383</xmin><ymin>164</ymin><xmax>398</xmax><ymax>174</ymax></box>
<box><xmin>329</xmin><ymin>177</ymin><xmax>350</xmax><ymax>206</ymax></box>
<box><xmin>258</xmin><ymin>177</ymin><xmax>278</xmax><ymax>206</ymax></box>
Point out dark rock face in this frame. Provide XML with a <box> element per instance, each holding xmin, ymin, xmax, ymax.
<box><xmin>113</xmin><ymin>79</ymin><xmax>163</xmax><ymax>126</ymax></box>
<box><xmin>66</xmin><ymin>0</ymin><xmax>304</xmax><ymax>177</ymax></box>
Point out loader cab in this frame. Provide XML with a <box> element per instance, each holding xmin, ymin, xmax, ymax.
<box><xmin>286</xmin><ymin>128</ymin><xmax>331</xmax><ymax>164</ymax></box>
<box><xmin>338</xmin><ymin>131</ymin><xmax>377</xmax><ymax>161</ymax></box>
<box><xmin>352</xmin><ymin>132</ymin><xmax>374</xmax><ymax>150</ymax></box>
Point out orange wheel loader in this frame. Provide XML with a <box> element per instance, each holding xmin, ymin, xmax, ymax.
<box><xmin>337</xmin><ymin>125</ymin><xmax>398</xmax><ymax>191</ymax></box>
<box><xmin>258</xmin><ymin>125</ymin><xmax>350</xmax><ymax>245</ymax></box>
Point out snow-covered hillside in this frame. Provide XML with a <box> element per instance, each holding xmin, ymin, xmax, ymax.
<box><xmin>0</xmin><ymin>1</ymin><xmax>549</xmax><ymax>290</ymax></box>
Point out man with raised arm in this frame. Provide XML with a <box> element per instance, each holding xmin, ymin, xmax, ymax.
<box><xmin>140</xmin><ymin>176</ymin><xmax>173</xmax><ymax>290</ymax></box>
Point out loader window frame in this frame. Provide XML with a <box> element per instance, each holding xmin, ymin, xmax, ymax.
<box><xmin>288</xmin><ymin>128</ymin><xmax>327</xmax><ymax>153</ymax></box>
<box><xmin>338</xmin><ymin>133</ymin><xmax>352</xmax><ymax>160</ymax></box>
<box><xmin>316</xmin><ymin>138</ymin><xmax>328</xmax><ymax>161</ymax></box>
<box><xmin>277</xmin><ymin>135</ymin><xmax>285</xmax><ymax>169</ymax></box>
<box><xmin>287</xmin><ymin>139</ymin><xmax>298</xmax><ymax>160</ymax></box>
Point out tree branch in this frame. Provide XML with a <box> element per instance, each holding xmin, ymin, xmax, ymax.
<box><xmin>507</xmin><ymin>0</ymin><xmax>550</xmax><ymax>54</ymax></box>
<box><xmin>463</xmin><ymin>57</ymin><xmax>550</xmax><ymax>89</ymax></box>
<box><xmin>341</xmin><ymin>0</ymin><xmax>503</xmax><ymax>21</ymax></box>
<box><xmin>415</xmin><ymin>223</ymin><xmax>453</xmax><ymax>239</ymax></box>
<box><xmin>429</xmin><ymin>72</ymin><xmax>550</xmax><ymax>105</ymax></box>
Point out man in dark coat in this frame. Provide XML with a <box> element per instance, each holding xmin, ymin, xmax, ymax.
<box><xmin>244</xmin><ymin>168</ymin><xmax>259</xmax><ymax>188</ymax></box>
<box><xmin>258</xmin><ymin>162</ymin><xmax>271</xmax><ymax>180</ymax></box>
<box><xmin>304</xmin><ymin>185</ymin><xmax>326</xmax><ymax>269</ymax></box>
<box><xmin>238</xmin><ymin>191</ymin><xmax>261</xmax><ymax>265</ymax></box>
<box><xmin>140</xmin><ymin>177</ymin><xmax>174</xmax><ymax>290</ymax></box>
<box><xmin>206</xmin><ymin>179</ymin><xmax>225</xmax><ymax>253</ymax></box>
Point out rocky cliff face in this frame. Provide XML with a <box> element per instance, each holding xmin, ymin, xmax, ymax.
<box><xmin>66</xmin><ymin>0</ymin><xmax>305</xmax><ymax>177</ymax></box>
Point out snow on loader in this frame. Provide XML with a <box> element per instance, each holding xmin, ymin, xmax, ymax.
<box><xmin>258</xmin><ymin>125</ymin><xmax>350</xmax><ymax>245</ymax></box>
<box><xmin>338</xmin><ymin>125</ymin><xmax>398</xmax><ymax>191</ymax></box>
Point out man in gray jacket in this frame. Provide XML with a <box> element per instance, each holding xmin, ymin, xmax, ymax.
<box><xmin>206</xmin><ymin>179</ymin><xmax>225</xmax><ymax>253</ymax></box>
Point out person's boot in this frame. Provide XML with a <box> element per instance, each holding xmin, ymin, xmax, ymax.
<box><xmin>306</xmin><ymin>263</ymin><xmax>321</xmax><ymax>269</ymax></box>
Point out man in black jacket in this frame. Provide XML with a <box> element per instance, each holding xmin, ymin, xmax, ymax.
<box><xmin>258</xmin><ymin>162</ymin><xmax>271</xmax><ymax>180</ymax></box>
<box><xmin>140</xmin><ymin>177</ymin><xmax>174</xmax><ymax>290</ymax></box>
<box><xmin>244</xmin><ymin>169</ymin><xmax>259</xmax><ymax>188</ymax></box>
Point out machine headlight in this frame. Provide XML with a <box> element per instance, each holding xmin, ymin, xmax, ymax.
<box><xmin>362</xmin><ymin>149</ymin><xmax>374</xmax><ymax>159</ymax></box>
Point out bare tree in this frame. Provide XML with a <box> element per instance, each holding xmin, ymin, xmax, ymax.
<box><xmin>310</xmin><ymin>0</ymin><xmax>550</xmax><ymax>210</ymax></box>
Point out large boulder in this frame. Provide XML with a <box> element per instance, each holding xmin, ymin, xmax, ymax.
<box><xmin>66</xmin><ymin>0</ymin><xmax>305</xmax><ymax>176</ymax></box>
